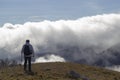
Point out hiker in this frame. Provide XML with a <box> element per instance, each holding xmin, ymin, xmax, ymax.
<box><xmin>21</xmin><ymin>40</ymin><xmax>34</xmax><ymax>72</ymax></box>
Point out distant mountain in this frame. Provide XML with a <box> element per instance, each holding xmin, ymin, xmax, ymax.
<box><xmin>36</xmin><ymin>46</ymin><xmax>98</xmax><ymax>64</ymax></box>
<box><xmin>94</xmin><ymin>44</ymin><xmax>120</xmax><ymax>67</ymax></box>
<box><xmin>34</xmin><ymin>44</ymin><xmax>120</xmax><ymax>67</ymax></box>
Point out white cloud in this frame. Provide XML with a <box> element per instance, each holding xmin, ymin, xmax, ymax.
<box><xmin>0</xmin><ymin>13</ymin><xmax>120</xmax><ymax>63</ymax></box>
<box><xmin>35</xmin><ymin>54</ymin><xmax>65</xmax><ymax>63</ymax></box>
<box><xmin>106</xmin><ymin>65</ymin><xmax>120</xmax><ymax>72</ymax></box>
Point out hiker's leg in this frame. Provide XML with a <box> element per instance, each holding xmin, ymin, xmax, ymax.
<box><xmin>24</xmin><ymin>57</ymin><xmax>27</xmax><ymax>71</ymax></box>
<box><xmin>28</xmin><ymin>57</ymin><xmax>31</xmax><ymax>72</ymax></box>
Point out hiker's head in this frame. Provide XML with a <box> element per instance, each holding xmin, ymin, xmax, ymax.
<box><xmin>26</xmin><ymin>40</ymin><xmax>30</xmax><ymax>43</ymax></box>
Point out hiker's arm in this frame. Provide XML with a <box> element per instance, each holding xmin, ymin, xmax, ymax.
<box><xmin>21</xmin><ymin>45</ymin><xmax>24</xmax><ymax>54</ymax></box>
<box><xmin>21</xmin><ymin>45</ymin><xmax>24</xmax><ymax>62</ymax></box>
<box><xmin>31</xmin><ymin>45</ymin><xmax>35</xmax><ymax>57</ymax></box>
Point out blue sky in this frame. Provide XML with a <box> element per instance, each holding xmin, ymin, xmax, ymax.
<box><xmin>0</xmin><ymin>0</ymin><xmax>120</xmax><ymax>26</ymax></box>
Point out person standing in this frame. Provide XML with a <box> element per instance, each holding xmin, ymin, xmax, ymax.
<box><xmin>21</xmin><ymin>40</ymin><xmax>34</xmax><ymax>72</ymax></box>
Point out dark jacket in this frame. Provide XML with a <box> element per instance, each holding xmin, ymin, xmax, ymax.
<box><xmin>21</xmin><ymin>43</ymin><xmax>34</xmax><ymax>57</ymax></box>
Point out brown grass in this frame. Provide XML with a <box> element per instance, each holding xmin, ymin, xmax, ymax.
<box><xmin>0</xmin><ymin>62</ymin><xmax>120</xmax><ymax>80</ymax></box>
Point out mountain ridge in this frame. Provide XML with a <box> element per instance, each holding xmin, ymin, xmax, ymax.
<box><xmin>0</xmin><ymin>62</ymin><xmax>120</xmax><ymax>80</ymax></box>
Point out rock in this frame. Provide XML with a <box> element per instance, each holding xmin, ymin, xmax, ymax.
<box><xmin>68</xmin><ymin>70</ymin><xmax>80</xmax><ymax>79</ymax></box>
<box><xmin>67</xmin><ymin>70</ymin><xmax>90</xmax><ymax>80</ymax></box>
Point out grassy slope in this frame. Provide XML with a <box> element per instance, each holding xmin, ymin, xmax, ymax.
<box><xmin>0</xmin><ymin>62</ymin><xmax>120</xmax><ymax>80</ymax></box>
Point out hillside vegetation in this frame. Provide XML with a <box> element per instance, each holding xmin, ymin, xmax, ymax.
<box><xmin>0</xmin><ymin>62</ymin><xmax>120</xmax><ymax>80</ymax></box>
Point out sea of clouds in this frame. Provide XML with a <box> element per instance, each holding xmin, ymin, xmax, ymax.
<box><xmin>0</xmin><ymin>13</ymin><xmax>120</xmax><ymax>65</ymax></box>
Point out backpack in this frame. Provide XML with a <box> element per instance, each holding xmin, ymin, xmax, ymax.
<box><xmin>24</xmin><ymin>45</ymin><xmax>32</xmax><ymax>55</ymax></box>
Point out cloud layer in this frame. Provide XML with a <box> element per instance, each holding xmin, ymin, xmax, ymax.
<box><xmin>35</xmin><ymin>54</ymin><xmax>65</xmax><ymax>63</ymax></box>
<box><xmin>0</xmin><ymin>13</ymin><xmax>120</xmax><ymax>63</ymax></box>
